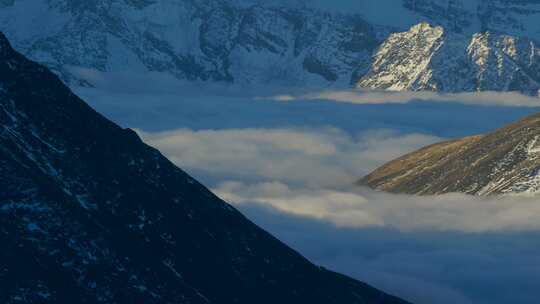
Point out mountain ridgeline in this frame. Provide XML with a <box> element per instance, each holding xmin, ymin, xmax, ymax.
<box><xmin>0</xmin><ymin>0</ymin><xmax>379</xmax><ymax>86</ymax></box>
<box><xmin>3</xmin><ymin>0</ymin><xmax>540</xmax><ymax>95</ymax></box>
<box><xmin>359</xmin><ymin>112</ymin><xmax>540</xmax><ymax>195</ymax></box>
<box><xmin>0</xmin><ymin>33</ymin><xmax>410</xmax><ymax>303</ymax></box>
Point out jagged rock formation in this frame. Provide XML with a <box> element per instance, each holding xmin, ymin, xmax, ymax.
<box><xmin>0</xmin><ymin>32</ymin><xmax>411</xmax><ymax>304</ymax></box>
<box><xmin>358</xmin><ymin>23</ymin><xmax>540</xmax><ymax>95</ymax></box>
<box><xmin>358</xmin><ymin>112</ymin><xmax>540</xmax><ymax>195</ymax></box>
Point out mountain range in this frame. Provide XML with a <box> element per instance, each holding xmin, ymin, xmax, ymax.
<box><xmin>0</xmin><ymin>31</ymin><xmax>411</xmax><ymax>303</ymax></box>
<box><xmin>3</xmin><ymin>0</ymin><xmax>540</xmax><ymax>95</ymax></box>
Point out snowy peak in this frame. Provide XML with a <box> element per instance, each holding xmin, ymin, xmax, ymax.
<box><xmin>467</xmin><ymin>32</ymin><xmax>540</xmax><ymax>95</ymax></box>
<box><xmin>358</xmin><ymin>22</ymin><xmax>540</xmax><ymax>95</ymax></box>
<box><xmin>358</xmin><ymin>112</ymin><xmax>540</xmax><ymax>196</ymax></box>
<box><xmin>410</xmin><ymin>22</ymin><xmax>444</xmax><ymax>35</ymax></box>
<box><xmin>357</xmin><ymin>23</ymin><xmax>446</xmax><ymax>91</ymax></box>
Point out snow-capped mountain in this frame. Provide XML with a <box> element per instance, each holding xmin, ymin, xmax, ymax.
<box><xmin>3</xmin><ymin>0</ymin><xmax>540</xmax><ymax>94</ymax></box>
<box><xmin>355</xmin><ymin>1</ymin><xmax>540</xmax><ymax>95</ymax></box>
<box><xmin>0</xmin><ymin>32</ymin><xmax>411</xmax><ymax>303</ymax></box>
<box><xmin>357</xmin><ymin>23</ymin><xmax>540</xmax><ymax>95</ymax></box>
<box><xmin>0</xmin><ymin>0</ymin><xmax>379</xmax><ymax>86</ymax></box>
<box><xmin>358</xmin><ymin>111</ymin><xmax>540</xmax><ymax>195</ymax></box>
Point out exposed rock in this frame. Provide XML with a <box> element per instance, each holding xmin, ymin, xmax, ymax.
<box><xmin>358</xmin><ymin>23</ymin><xmax>540</xmax><ymax>95</ymax></box>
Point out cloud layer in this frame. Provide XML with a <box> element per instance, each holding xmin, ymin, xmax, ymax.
<box><xmin>139</xmin><ymin>128</ymin><xmax>441</xmax><ymax>189</ymax></box>
<box><xmin>138</xmin><ymin>124</ymin><xmax>540</xmax><ymax>304</ymax></box>
<box><xmin>215</xmin><ymin>181</ymin><xmax>540</xmax><ymax>232</ymax></box>
<box><xmin>71</xmin><ymin>72</ymin><xmax>540</xmax><ymax>304</ymax></box>
<box><xmin>264</xmin><ymin>89</ymin><xmax>540</xmax><ymax>107</ymax></box>
<box><xmin>140</xmin><ymin>126</ymin><xmax>540</xmax><ymax>233</ymax></box>
<box><xmin>241</xmin><ymin>203</ymin><xmax>540</xmax><ymax>304</ymax></box>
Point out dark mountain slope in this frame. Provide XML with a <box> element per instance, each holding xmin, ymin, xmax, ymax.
<box><xmin>0</xmin><ymin>33</ymin><xmax>409</xmax><ymax>304</ymax></box>
<box><xmin>359</xmin><ymin>112</ymin><xmax>540</xmax><ymax>195</ymax></box>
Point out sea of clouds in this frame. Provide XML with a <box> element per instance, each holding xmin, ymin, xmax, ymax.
<box><xmin>73</xmin><ymin>69</ymin><xmax>540</xmax><ymax>304</ymax></box>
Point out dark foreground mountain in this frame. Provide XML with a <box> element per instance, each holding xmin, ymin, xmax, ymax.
<box><xmin>0</xmin><ymin>34</ymin><xmax>410</xmax><ymax>303</ymax></box>
<box><xmin>359</xmin><ymin>112</ymin><xmax>540</xmax><ymax>195</ymax></box>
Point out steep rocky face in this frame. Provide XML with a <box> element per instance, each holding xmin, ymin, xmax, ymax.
<box><xmin>353</xmin><ymin>0</ymin><xmax>540</xmax><ymax>95</ymax></box>
<box><xmin>357</xmin><ymin>23</ymin><xmax>453</xmax><ymax>92</ymax></box>
<box><xmin>358</xmin><ymin>23</ymin><xmax>540</xmax><ymax>95</ymax></box>
<box><xmin>358</xmin><ymin>112</ymin><xmax>540</xmax><ymax>195</ymax></box>
<box><xmin>468</xmin><ymin>32</ymin><xmax>540</xmax><ymax>94</ymax></box>
<box><xmin>0</xmin><ymin>0</ymin><xmax>378</xmax><ymax>86</ymax></box>
<box><xmin>0</xmin><ymin>33</ymin><xmax>410</xmax><ymax>304</ymax></box>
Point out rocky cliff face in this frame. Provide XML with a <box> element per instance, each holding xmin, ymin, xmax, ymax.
<box><xmin>358</xmin><ymin>112</ymin><xmax>540</xmax><ymax>195</ymax></box>
<box><xmin>358</xmin><ymin>23</ymin><xmax>540</xmax><ymax>95</ymax></box>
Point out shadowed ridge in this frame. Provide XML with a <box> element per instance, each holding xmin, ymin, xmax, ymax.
<box><xmin>0</xmin><ymin>31</ymin><xmax>10</xmax><ymax>50</ymax></box>
<box><xmin>0</xmin><ymin>31</ymin><xmax>411</xmax><ymax>304</ymax></box>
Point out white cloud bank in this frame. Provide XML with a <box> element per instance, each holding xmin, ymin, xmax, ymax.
<box><xmin>215</xmin><ymin>181</ymin><xmax>540</xmax><ymax>232</ymax></box>
<box><xmin>70</xmin><ymin>67</ymin><xmax>540</xmax><ymax>108</ymax></box>
<box><xmin>140</xmin><ymin>126</ymin><xmax>540</xmax><ymax>233</ymax></box>
<box><xmin>139</xmin><ymin>128</ymin><xmax>441</xmax><ymax>189</ymax></box>
<box><xmin>263</xmin><ymin>89</ymin><xmax>540</xmax><ymax>107</ymax></box>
